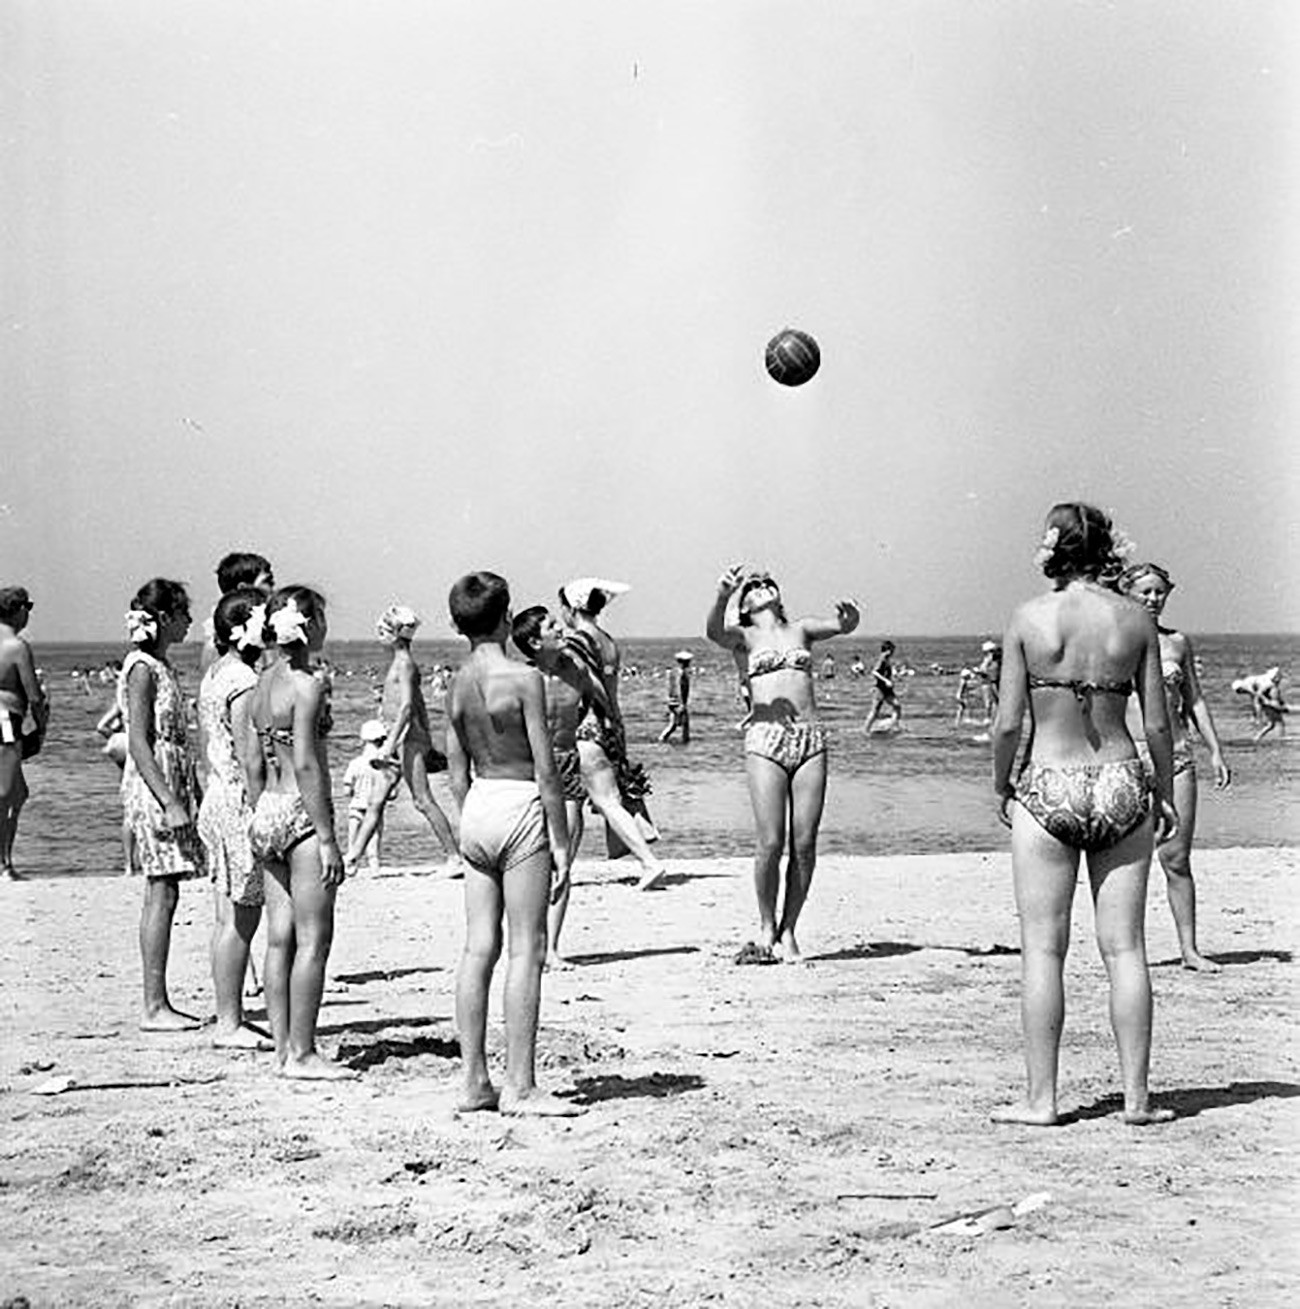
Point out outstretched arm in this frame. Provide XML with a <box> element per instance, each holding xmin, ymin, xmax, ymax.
<box><xmin>706</xmin><ymin>564</ymin><xmax>746</xmax><ymax>649</ymax></box>
<box><xmin>801</xmin><ymin>598</ymin><xmax>861</xmax><ymax>644</ymax></box>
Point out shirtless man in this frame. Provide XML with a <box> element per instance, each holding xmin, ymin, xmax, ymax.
<box><xmin>346</xmin><ymin>605</ymin><xmax>459</xmax><ymax>871</ymax></box>
<box><xmin>0</xmin><ymin>587</ymin><xmax>49</xmax><ymax>879</ymax></box>
<box><xmin>446</xmin><ymin>572</ymin><xmax>578</xmax><ymax>1116</ymax></box>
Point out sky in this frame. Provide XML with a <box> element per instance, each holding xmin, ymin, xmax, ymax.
<box><xmin>3</xmin><ymin>0</ymin><xmax>1297</xmax><ymax>641</ymax></box>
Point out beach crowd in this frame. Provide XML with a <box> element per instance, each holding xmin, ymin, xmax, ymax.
<box><xmin>0</xmin><ymin>502</ymin><xmax>1289</xmax><ymax>1124</ymax></box>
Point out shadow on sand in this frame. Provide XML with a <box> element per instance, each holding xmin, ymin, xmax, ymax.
<box><xmin>1065</xmin><ymin>1080</ymin><xmax>1300</xmax><ymax>1124</ymax></box>
<box><xmin>332</xmin><ymin>965</ymin><xmax>446</xmax><ymax>985</ymax></box>
<box><xmin>564</xmin><ymin>1071</ymin><xmax>705</xmax><ymax>1106</ymax></box>
<box><xmin>335</xmin><ymin>1027</ymin><xmax>461</xmax><ymax>1071</ymax></box>
<box><xmin>810</xmin><ymin>940</ymin><xmax>1019</xmax><ymax>963</ymax></box>
<box><xmin>564</xmin><ymin>945</ymin><xmax>700</xmax><ymax>967</ymax></box>
<box><xmin>321</xmin><ymin>1012</ymin><xmax>451</xmax><ymax>1039</ymax></box>
<box><xmin>1152</xmin><ymin>948</ymin><xmax>1291</xmax><ymax>969</ymax></box>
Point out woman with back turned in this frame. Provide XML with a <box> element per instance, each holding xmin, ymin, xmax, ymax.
<box><xmin>991</xmin><ymin>504</ymin><xmax>1177</xmax><ymax>1127</ymax></box>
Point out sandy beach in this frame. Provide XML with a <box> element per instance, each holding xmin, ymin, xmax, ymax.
<box><xmin>3</xmin><ymin>848</ymin><xmax>1297</xmax><ymax>1307</ymax></box>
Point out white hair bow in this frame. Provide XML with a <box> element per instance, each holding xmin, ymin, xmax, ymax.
<box><xmin>125</xmin><ymin>609</ymin><xmax>158</xmax><ymax>645</ymax></box>
<box><xmin>268</xmin><ymin>599</ymin><xmax>309</xmax><ymax>645</ymax></box>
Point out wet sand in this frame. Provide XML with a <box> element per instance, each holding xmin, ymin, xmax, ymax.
<box><xmin>2</xmin><ymin>848</ymin><xmax>1297</xmax><ymax>1306</ymax></box>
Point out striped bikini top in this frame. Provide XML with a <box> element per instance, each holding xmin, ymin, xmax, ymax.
<box><xmin>749</xmin><ymin>647</ymin><xmax>814</xmax><ymax>679</ymax></box>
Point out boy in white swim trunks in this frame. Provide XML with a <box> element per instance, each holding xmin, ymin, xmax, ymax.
<box><xmin>445</xmin><ymin>571</ymin><xmax>578</xmax><ymax>1117</ymax></box>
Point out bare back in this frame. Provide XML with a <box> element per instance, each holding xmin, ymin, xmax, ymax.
<box><xmin>448</xmin><ymin>651</ymin><xmax>544</xmax><ymax>781</ymax></box>
<box><xmin>1004</xmin><ymin>583</ymin><xmax>1158</xmax><ymax>764</ymax></box>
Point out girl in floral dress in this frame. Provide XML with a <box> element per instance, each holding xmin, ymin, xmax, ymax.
<box><xmin>118</xmin><ymin>579</ymin><xmax>206</xmax><ymax>1030</ymax></box>
<box><xmin>197</xmin><ymin>587</ymin><xmax>270</xmax><ymax>1049</ymax></box>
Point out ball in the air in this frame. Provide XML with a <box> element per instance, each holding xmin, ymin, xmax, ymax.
<box><xmin>764</xmin><ymin>327</ymin><xmax>821</xmax><ymax>387</ymax></box>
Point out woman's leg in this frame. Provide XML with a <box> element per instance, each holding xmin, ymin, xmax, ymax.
<box><xmin>776</xmin><ymin>752</ymin><xmax>828</xmax><ymax>962</ymax></box>
<box><xmin>280</xmin><ymin>838</ymin><xmax>349</xmax><ymax>1079</ymax></box>
<box><xmin>1158</xmin><ymin>768</ymin><xmax>1218</xmax><ymax>971</ymax></box>
<box><xmin>743</xmin><ymin>753</ymin><xmax>791</xmax><ymax>951</ymax></box>
<box><xmin>139</xmin><ymin>875</ymin><xmax>201</xmax><ymax>1030</ymax></box>
<box><xmin>456</xmin><ymin>860</ymin><xmax>503</xmax><ymax>1109</ymax></box>
<box><xmin>992</xmin><ymin>808</ymin><xmax>1079</xmax><ymax>1125</ymax></box>
<box><xmin>500</xmin><ymin>847</ymin><xmax>576</xmax><ymax>1114</ymax></box>
<box><xmin>578</xmin><ymin>742</ymin><xmax>665</xmax><ymax>886</ymax></box>
<box><xmin>262</xmin><ymin>861</ymin><xmax>294</xmax><ymax>1062</ymax></box>
<box><xmin>1088</xmin><ymin>819</ymin><xmax>1172</xmax><ymax>1124</ymax></box>
<box><xmin>547</xmin><ymin>799</ymin><xmax>584</xmax><ymax>965</ymax></box>
<box><xmin>211</xmin><ymin>885</ymin><xmax>265</xmax><ymax>1046</ymax></box>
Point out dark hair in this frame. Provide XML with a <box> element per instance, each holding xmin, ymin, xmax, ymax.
<box><xmin>1119</xmin><ymin>561</ymin><xmax>1175</xmax><ymax>594</ymax></box>
<box><xmin>450</xmin><ymin>572</ymin><xmax>510</xmax><ymax>637</ymax></box>
<box><xmin>216</xmin><ymin>552</ymin><xmax>273</xmax><ymax>594</ymax></box>
<box><xmin>1039</xmin><ymin>502</ymin><xmax>1121</xmax><ymax>584</ymax></box>
<box><xmin>212</xmin><ymin>586</ymin><xmax>266</xmax><ymax>656</ymax></box>
<box><xmin>511</xmin><ymin>605</ymin><xmax>549</xmax><ymax>659</ymax></box>
<box><xmin>880</xmin><ymin>640</ymin><xmax>895</xmax><ymax>653</ymax></box>
<box><xmin>0</xmin><ymin>586</ymin><xmax>32</xmax><ymax>626</ymax></box>
<box><xmin>127</xmin><ymin>578</ymin><xmax>191</xmax><ymax>653</ymax></box>
<box><xmin>264</xmin><ymin>585</ymin><xmax>326</xmax><ymax>646</ymax></box>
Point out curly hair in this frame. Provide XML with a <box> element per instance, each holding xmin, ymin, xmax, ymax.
<box><xmin>1037</xmin><ymin>503</ymin><xmax>1126</xmax><ymax>586</ymax></box>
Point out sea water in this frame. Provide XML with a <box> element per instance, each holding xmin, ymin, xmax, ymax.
<box><xmin>14</xmin><ymin>635</ymin><xmax>1298</xmax><ymax>878</ymax></box>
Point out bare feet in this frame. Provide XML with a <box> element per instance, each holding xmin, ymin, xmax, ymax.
<box><xmin>4</xmin><ymin>864</ymin><xmax>25</xmax><ymax>881</ymax></box>
<box><xmin>546</xmin><ymin>953</ymin><xmax>574</xmax><ymax>972</ymax></box>
<box><xmin>456</xmin><ymin>1083</ymin><xmax>500</xmax><ymax>1113</ymax></box>
<box><xmin>139</xmin><ymin>1007</ymin><xmax>204</xmax><ymax>1032</ymax></box>
<box><xmin>279</xmin><ymin>1052</ymin><xmax>358</xmax><ymax>1082</ymax></box>
<box><xmin>499</xmin><ymin>1087</ymin><xmax>584</xmax><ymax>1117</ymax></box>
<box><xmin>212</xmin><ymin>1024</ymin><xmax>275</xmax><ymax>1052</ymax></box>
<box><xmin>636</xmin><ymin>866</ymin><xmax>668</xmax><ymax>892</ymax></box>
<box><xmin>991</xmin><ymin>1102</ymin><xmax>1061</xmax><ymax>1127</ymax></box>
<box><xmin>1123</xmin><ymin>1105</ymin><xmax>1175</xmax><ymax>1126</ymax></box>
<box><xmin>776</xmin><ymin>932</ymin><xmax>806</xmax><ymax>965</ymax></box>
<box><xmin>1181</xmin><ymin>952</ymin><xmax>1223</xmax><ymax>974</ymax></box>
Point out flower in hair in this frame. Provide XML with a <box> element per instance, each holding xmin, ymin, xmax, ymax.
<box><xmin>268</xmin><ymin>599</ymin><xmax>309</xmax><ymax>645</ymax></box>
<box><xmin>1033</xmin><ymin>526</ymin><xmax>1060</xmax><ymax>568</ymax></box>
<box><xmin>125</xmin><ymin>609</ymin><xmax>158</xmax><ymax>645</ymax></box>
<box><xmin>230</xmin><ymin>603</ymin><xmax>267</xmax><ymax>652</ymax></box>
<box><xmin>1109</xmin><ymin>528</ymin><xmax>1137</xmax><ymax>562</ymax></box>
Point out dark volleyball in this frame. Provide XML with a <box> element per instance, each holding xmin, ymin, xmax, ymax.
<box><xmin>764</xmin><ymin>327</ymin><xmax>821</xmax><ymax>387</ymax></box>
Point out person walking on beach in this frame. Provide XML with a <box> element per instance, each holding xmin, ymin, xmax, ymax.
<box><xmin>445</xmin><ymin>572</ymin><xmax>578</xmax><ymax>1115</ymax></box>
<box><xmin>117</xmin><ymin>580</ymin><xmax>207</xmax><ymax>1029</ymax></box>
<box><xmin>706</xmin><ymin>566</ymin><xmax>860</xmax><ymax>963</ymax></box>
<box><xmin>991</xmin><ymin>503</ymin><xmax>1176</xmax><ymax>1127</ymax></box>
<box><xmin>345</xmin><ymin>605</ymin><xmax>459</xmax><ymax>873</ymax></box>
<box><xmin>864</xmin><ymin>640</ymin><xmax>902</xmax><ymax>733</ymax></box>
<box><xmin>658</xmin><ymin>651</ymin><xmax>693</xmax><ymax>745</ymax></box>
<box><xmin>199</xmin><ymin>552</ymin><xmax>275</xmax><ymax>675</ymax></box>
<box><xmin>0</xmin><ymin>586</ymin><xmax>49</xmax><ymax>880</ymax></box>
<box><xmin>343</xmin><ymin>720</ymin><xmax>399</xmax><ymax>874</ymax></box>
<box><xmin>245</xmin><ymin>587</ymin><xmax>354</xmax><ymax>1081</ymax></box>
<box><xmin>1120</xmin><ymin>562</ymin><xmax>1231</xmax><ymax>973</ymax></box>
<box><xmin>559</xmin><ymin>578</ymin><xmax>668</xmax><ymax>891</ymax></box>
<box><xmin>197</xmin><ymin>588</ymin><xmax>272</xmax><ymax>1049</ymax></box>
<box><xmin>512</xmin><ymin>604</ymin><xmax>609</xmax><ymax>967</ymax></box>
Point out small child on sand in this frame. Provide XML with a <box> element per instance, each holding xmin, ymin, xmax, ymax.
<box><xmin>343</xmin><ymin>720</ymin><xmax>398</xmax><ymax>874</ymax></box>
<box><xmin>445</xmin><ymin>572</ymin><xmax>579</xmax><ymax>1116</ymax></box>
